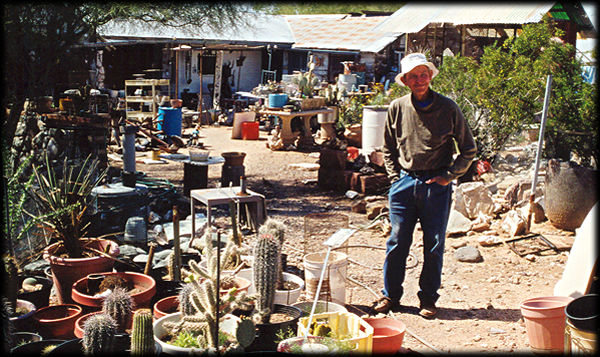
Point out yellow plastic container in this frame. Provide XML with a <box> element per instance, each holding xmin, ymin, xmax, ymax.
<box><xmin>297</xmin><ymin>312</ymin><xmax>373</xmax><ymax>353</ymax></box>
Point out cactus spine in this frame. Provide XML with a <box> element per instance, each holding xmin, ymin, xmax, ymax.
<box><xmin>101</xmin><ymin>287</ymin><xmax>133</xmax><ymax>332</ymax></box>
<box><xmin>130</xmin><ymin>309</ymin><xmax>155</xmax><ymax>355</ymax></box>
<box><xmin>82</xmin><ymin>313</ymin><xmax>116</xmax><ymax>355</ymax></box>
<box><xmin>164</xmin><ymin>257</ymin><xmax>255</xmax><ymax>350</ymax></box>
<box><xmin>258</xmin><ymin>219</ymin><xmax>286</xmax><ymax>289</ymax></box>
<box><xmin>252</xmin><ymin>234</ymin><xmax>281</xmax><ymax>324</ymax></box>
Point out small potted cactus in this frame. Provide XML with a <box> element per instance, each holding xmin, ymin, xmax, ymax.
<box><xmin>245</xmin><ymin>234</ymin><xmax>302</xmax><ymax>352</ymax></box>
<box><xmin>153</xmin><ymin>248</ymin><xmax>257</xmax><ymax>353</ymax></box>
<box><xmin>82</xmin><ymin>313</ymin><xmax>117</xmax><ymax>354</ymax></box>
<box><xmin>130</xmin><ymin>309</ymin><xmax>159</xmax><ymax>355</ymax></box>
<box><xmin>75</xmin><ymin>287</ymin><xmax>134</xmax><ymax>338</ymax></box>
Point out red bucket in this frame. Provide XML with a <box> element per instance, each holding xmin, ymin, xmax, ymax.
<box><xmin>241</xmin><ymin>121</ymin><xmax>259</xmax><ymax>140</ymax></box>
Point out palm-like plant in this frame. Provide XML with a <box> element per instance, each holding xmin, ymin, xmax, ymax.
<box><xmin>27</xmin><ymin>154</ymin><xmax>106</xmax><ymax>258</ymax></box>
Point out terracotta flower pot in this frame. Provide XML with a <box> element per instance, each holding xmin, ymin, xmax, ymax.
<box><xmin>43</xmin><ymin>238</ymin><xmax>120</xmax><ymax>304</ymax></box>
<box><xmin>520</xmin><ymin>295</ymin><xmax>574</xmax><ymax>353</ymax></box>
<box><xmin>221</xmin><ymin>151</ymin><xmax>246</xmax><ymax>166</ymax></box>
<box><xmin>74</xmin><ymin>310</ymin><xmax>134</xmax><ymax>338</ymax></box>
<box><xmin>33</xmin><ymin>304</ymin><xmax>83</xmax><ymax>340</ymax></box>
<box><xmin>153</xmin><ymin>295</ymin><xmax>179</xmax><ymax>320</ymax></box>
<box><xmin>363</xmin><ymin>317</ymin><xmax>406</xmax><ymax>354</ymax></box>
<box><xmin>74</xmin><ymin>311</ymin><xmax>103</xmax><ymax>339</ymax></box>
<box><xmin>71</xmin><ymin>271</ymin><xmax>156</xmax><ymax>310</ymax></box>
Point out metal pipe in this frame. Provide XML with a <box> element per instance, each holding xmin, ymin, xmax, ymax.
<box><xmin>121</xmin><ymin>124</ymin><xmax>138</xmax><ymax>173</ymax></box>
<box><xmin>527</xmin><ymin>75</ymin><xmax>552</xmax><ymax>232</ymax></box>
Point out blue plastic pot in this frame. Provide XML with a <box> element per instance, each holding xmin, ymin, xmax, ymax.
<box><xmin>268</xmin><ymin>94</ymin><xmax>288</xmax><ymax>108</ymax></box>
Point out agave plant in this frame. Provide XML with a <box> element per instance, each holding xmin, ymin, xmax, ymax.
<box><xmin>27</xmin><ymin>154</ymin><xmax>106</xmax><ymax>258</ymax></box>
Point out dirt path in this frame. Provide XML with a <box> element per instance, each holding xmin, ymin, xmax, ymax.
<box><xmin>113</xmin><ymin>124</ymin><xmax>574</xmax><ymax>353</ymax></box>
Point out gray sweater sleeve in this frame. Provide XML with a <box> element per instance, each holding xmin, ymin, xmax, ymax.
<box><xmin>442</xmin><ymin>103</ymin><xmax>477</xmax><ymax>181</ymax></box>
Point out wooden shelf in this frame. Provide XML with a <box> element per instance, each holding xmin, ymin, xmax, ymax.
<box><xmin>125</xmin><ymin>79</ymin><xmax>170</xmax><ymax>121</ymax></box>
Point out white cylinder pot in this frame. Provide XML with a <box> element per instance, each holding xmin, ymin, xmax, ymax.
<box><xmin>361</xmin><ymin>105</ymin><xmax>388</xmax><ymax>155</ymax></box>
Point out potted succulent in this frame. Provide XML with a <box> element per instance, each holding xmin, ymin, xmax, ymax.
<box><xmin>153</xmin><ymin>256</ymin><xmax>256</xmax><ymax>354</ymax></box>
<box><xmin>74</xmin><ymin>286</ymin><xmax>135</xmax><ymax>338</ymax></box>
<box><xmin>291</xmin><ymin>61</ymin><xmax>326</xmax><ymax>110</ymax></box>
<box><xmin>28</xmin><ymin>154</ymin><xmax>120</xmax><ymax>304</ymax></box>
<box><xmin>245</xmin><ymin>233</ymin><xmax>303</xmax><ymax>352</ymax></box>
<box><xmin>71</xmin><ymin>271</ymin><xmax>156</xmax><ymax>310</ymax></box>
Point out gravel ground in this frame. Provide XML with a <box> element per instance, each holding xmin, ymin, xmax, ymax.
<box><xmin>110</xmin><ymin>123</ymin><xmax>575</xmax><ymax>354</ymax></box>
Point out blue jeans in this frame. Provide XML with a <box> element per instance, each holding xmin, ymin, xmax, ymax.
<box><xmin>382</xmin><ymin>170</ymin><xmax>453</xmax><ymax>307</ymax></box>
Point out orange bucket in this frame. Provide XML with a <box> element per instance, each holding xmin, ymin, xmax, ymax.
<box><xmin>241</xmin><ymin>121</ymin><xmax>259</xmax><ymax>140</ymax></box>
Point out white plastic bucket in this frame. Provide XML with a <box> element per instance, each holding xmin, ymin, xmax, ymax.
<box><xmin>231</xmin><ymin>112</ymin><xmax>256</xmax><ymax>139</ymax></box>
<box><xmin>361</xmin><ymin>106</ymin><xmax>388</xmax><ymax>155</ymax></box>
<box><xmin>303</xmin><ymin>251</ymin><xmax>348</xmax><ymax>305</ymax></box>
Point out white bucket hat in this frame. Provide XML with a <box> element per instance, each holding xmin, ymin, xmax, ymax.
<box><xmin>395</xmin><ymin>53</ymin><xmax>439</xmax><ymax>86</ymax></box>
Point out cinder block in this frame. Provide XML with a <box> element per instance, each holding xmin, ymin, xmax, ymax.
<box><xmin>360</xmin><ymin>173</ymin><xmax>390</xmax><ymax>194</ymax></box>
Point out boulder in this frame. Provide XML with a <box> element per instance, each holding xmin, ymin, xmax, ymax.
<box><xmin>545</xmin><ymin>159</ymin><xmax>598</xmax><ymax>230</ymax></box>
<box><xmin>453</xmin><ymin>182</ymin><xmax>495</xmax><ymax>219</ymax></box>
<box><xmin>454</xmin><ymin>245</ymin><xmax>483</xmax><ymax>262</ymax></box>
<box><xmin>501</xmin><ymin>210</ymin><xmax>526</xmax><ymax>237</ymax></box>
<box><xmin>446</xmin><ymin>209</ymin><xmax>472</xmax><ymax>236</ymax></box>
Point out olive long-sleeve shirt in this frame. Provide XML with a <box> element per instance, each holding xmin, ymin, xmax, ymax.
<box><xmin>382</xmin><ymin>90</ymin><xmax>477</xmax><ymax>183</ymax></box>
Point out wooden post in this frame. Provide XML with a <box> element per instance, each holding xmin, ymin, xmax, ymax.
<box><xmin>174</xmin><ymin>50</ymin><xmax>179</xmax><ymax>100</ymax></box>
<box><xmin>197</xmin><ymin>51</ymin><xmax>203</xmax><ymax>116</ymax></box>
<box><xmin>172</xmin><ymin>205</ymin><xmax>182</xmax><ymax>281</ymax></box>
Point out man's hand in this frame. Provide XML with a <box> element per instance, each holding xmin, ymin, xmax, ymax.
<box><xmin>426</xmin><ymin>176</ymin><xmax>451</xmax><ymax>186</ymax></box>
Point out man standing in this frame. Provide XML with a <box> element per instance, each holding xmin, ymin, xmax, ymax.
<box><xmin>374</xmin><ymin>53</ymin><xmax>477</xmax><ymax>318</ymax></box>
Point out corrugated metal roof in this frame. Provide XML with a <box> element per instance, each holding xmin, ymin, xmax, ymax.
<box><xmin>284</xmin><ymin>14</ymin><xmax>399</xmax><ymax>53</ymax></box>
<box><xmin>98</xmin><ymin>13</ymin><xmax>295</xmax><ymax>45</ymax></box>
<box><xmin>375</xmin><ymin>3</ymin><xmax>556</xmax><ymax>34</ymax></box>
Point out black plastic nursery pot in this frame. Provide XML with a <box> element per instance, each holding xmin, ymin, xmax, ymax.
<box><xmin>245</xmin><ymin>304</ymin><xmax>303</xmax><ymax>352</ymax></box>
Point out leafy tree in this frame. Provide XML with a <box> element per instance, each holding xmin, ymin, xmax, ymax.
<box><xmin>266</xmin><ymin>2</ymin><xmax>403</xmax><ymax>15</ymax></box>
<box><xmin>2</xmin><ymin>3</ymin><xmax>261</xmax><ymax>164</ymax></box>
<box><xmin>432</xmin><ymin>18</ymin><xmax>597</xmax><ymax>166</ymax></box>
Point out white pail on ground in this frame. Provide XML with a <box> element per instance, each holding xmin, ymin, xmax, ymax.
<box><xmin>303</xmin><ymin>251</ymin><xmax>348</xmax><ymax>305</ymax></box>
<box><xmin>361</xmin><ymin>105</ymin><xmax>388</xmax><ymax>155</ymax></box>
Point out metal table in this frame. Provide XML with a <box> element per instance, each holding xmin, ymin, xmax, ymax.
<box><xmin>159</xmin><ymin>154</ymin><xmax>225</xmax><ymax>195</ymax></box>
<box><xmin>190</xmin><ymin>187</ymin><xmax>266</xmax><ymax>244</ymax></box>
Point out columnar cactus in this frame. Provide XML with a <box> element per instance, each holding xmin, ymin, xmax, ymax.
<box><xmin>130</xmin><ymin>309</ymin><xmax>155</xmax><ymax>355</ymax></box>
<box><xmin>252</xmin><ymin>234</ymin><xmax>281</xmax><ymax>324</ymax></box>
<box><xmin>178</xmin><ymin>283</ymin><xmax>196</xmax><ymax>316</ymax></box>
<box><xmin>164</xmin><ymin>258</ymin><xmax>255</xmax><ymax>350</ymax></box>
<box><xmin>82</xmin><ymin>313</ymin><xmax>117</xmax><ymax>355</ymax></box>
<box><xmin>101</xmin><ymin>287</ymin><xmax>133</xmax><ymax>332</ymax></box>
<box><xmin>258</xmin><ymin>219</ymin><xmax>286</xmax><ymax>289</ymax></box>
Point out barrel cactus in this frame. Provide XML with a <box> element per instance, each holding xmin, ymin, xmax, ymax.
<box><xmin>101</xmin><ymin>287</ymin><xmax>133</xmax><ymax>332</ymax></box>
<box><xmin>130</xmin><ymin>309</ymin><xmax>155</xmax><ymax>355</ymax></box>
<box><xmin>82</xmin><ymin>313</ymin><xmax>116</xmax><ymax>355</ymax></box>
<box><xmin>252</xmin><ymin>233</ymin><xmax>281</xmax><ymax>324</ymax></box>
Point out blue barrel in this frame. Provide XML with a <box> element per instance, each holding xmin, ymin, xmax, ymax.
<box><xmin>268</xmin><ymin>94</ymin><xmax>288</xmax><ymax>108</ymax></box>
<box><xmin>157</xmin><ymin>107</ymin><xmax>182</xmax><ymax>136</ymax></box>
